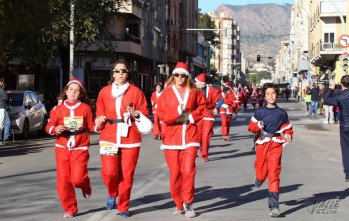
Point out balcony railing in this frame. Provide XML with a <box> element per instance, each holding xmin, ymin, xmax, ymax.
<box><xmin>321</xmin><ymin>42</ymin><xmax>343</xmax><ymax>51</ymax></box>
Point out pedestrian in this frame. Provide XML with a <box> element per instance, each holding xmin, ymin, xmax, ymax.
<box><xmin>304</xmin><ymin>86</ymin><xmax>311</xmax><ymax>112</ymax></box>
<box><xmin>323</xmin><ymin>76</ymin><xmax>349</xmax><ymax>182</ymax></box>
<box><xmin>194</xmin><ymin>73</ymin><xmax>223</xmax><ymax>162</ymax></box>
<box><xmin>0</xmin><ymin>77</ymin><xmax>8</xmax><ymax>145</ymax></box>
<box><xmin>3</xmin><ymin>97</ymin><xmax>11</xmax><ymax>144</ymax></box>
<box><xmin>94</xmin><ymin>58</ymin><xmax>150</xmax><ymax>218</ymax></box>
<box><xmin>219</xmin><ymin>82</ymin><xmax>236</xmax><ymax>141</ymax></box>
<box><xmin>150</xmin><ymin>82</ymin><xmax>164</xmax><ymax>139</ymax></box>
<box><xmin>321</xmin><ymin>86</ymin><xmax>333</xmax><ymax>124</ymax></box>
<box><xmin>285</xmin><ymin>86</ymin><xmax>291</xmax><ymax>101</ymax></box>
<box><xmin>307</xmin><ymin>83</ymin><xmax>320</xmax><ymax>118</ymax></box>
<box><xmin>248</xmin><ymin>83</ymin><xmax>293</xmax><ymax>217</ymax></box>
<box><xmin>333</xmin><ymin>105</ymin><xmax>340</xmax><ymax>124</ymax></box>
<box><xmin>156</xmin><ymin>62</ymin><xmax>206</xmax><ymax>218</ymax></box>
<box><xmin>45</xmin><ymin>77</ymin><xmax>99</xmax><ymax>218</ymax></box>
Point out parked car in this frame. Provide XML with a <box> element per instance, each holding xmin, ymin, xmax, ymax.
<box><xmin>6</xmin><ymin>90</ymin><xmax>48</xmax><ymax>139</ymax></box>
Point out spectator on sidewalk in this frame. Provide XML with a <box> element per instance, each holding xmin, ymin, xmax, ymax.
<box><xmin>323</xmin><ymin>76</ymin><xmax>349</xmax><ymax>182</ymax></box>
<box><xmin>307</xmin><ymin>84</ymin><xmax>320</xmax><ymax>118</ymax></box>
<box><xmin>304</xmin><ymin>86</ymin><xmax>311</xmax><ymax>112</ymax></box>
<box><xmin>0</xmin><ymin>77</ymin><xmax>8</xmax><ymax>145</ymax></box>
<box><xmin>321</xmin><ymin>86</ymin><xmax>333</xmax><ymax>124</ymax></box>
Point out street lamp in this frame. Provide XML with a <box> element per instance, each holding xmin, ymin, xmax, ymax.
<box><xmin>69</xmin><ymin>0</ymin><xmax>75</xmax><ymax>78</ymax></box>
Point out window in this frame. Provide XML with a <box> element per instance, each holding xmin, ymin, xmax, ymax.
<box><xmin>324</xmin><ymin>32</ymin><xmax>335</xmax><ymax>43</ymax></box>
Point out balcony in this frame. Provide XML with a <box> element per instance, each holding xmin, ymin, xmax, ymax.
<box><xmin>320</xmin><ymin>0</ymin><xmax>347</xmax><ymax>17</ymax></box>
<box><xmin>321</xmin><ymin>42</ymin><xmax>343</xmax><ymax>52</ymax></box>
<box><xmin>119</xmin><ymin>0</ymin><xmax>143</xmax><ymax>19</ymax></box>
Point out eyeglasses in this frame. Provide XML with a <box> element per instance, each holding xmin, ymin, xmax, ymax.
<box><xmin>173</xmin><ymin>74</ymin><xmax>188</xmax><ymax>78</ymax></box>
<box><xmin>113</xmin><ymin>68</ymin><xmax>129</xmax><ymax>73</ymax></box>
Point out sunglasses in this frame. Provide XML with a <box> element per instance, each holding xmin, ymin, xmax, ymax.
<box><xmin>113</xmin><ymin>68</ymin><xmax>129</xmax><ymax>73</ymax></box>
<box><xmin>173</xmin><ymin>74</ymin><xmax>188</xmax><ymax>78</ymax></box>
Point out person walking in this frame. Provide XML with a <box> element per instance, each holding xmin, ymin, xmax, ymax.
<box><xmin>323</xmin><ymin>76</ymin><xmax>349</xmax><ymax>182</ymax></box>
<box><xmin>321</xmin><ymin>86</ymin><xmax>334</xmax><ymax>124</ymax></box>
<box><xmin>307</xmin><ymin>83</ymin><xmax>320</xmax><ymax>118</ymax></box>
<box><xmin>248</xmin><ymin>83</ymin><xmax>293</xmax><ymax>217</ymax></box>
<box><xmin>219</xmin><ymin>82</ymin><xmax>236</xmax><ymax>141</ymax></box>
<box><xmin>156</xmin><ymin>62</ymin><xmax>206</xmax><ymax>218</ymax></box>
<box><xmin>194</xmin><ymin>73</ymin><xmax>223</xmax><ymax>162</ymax></box>
<box><xmin>95</xmin><ymin>58</ymin><xmax>149</xmax><ymax>218</ymax></box>
<box><xmin>150</xmin><ymin>82</ymin><xmax>164</xmax><ymax>139</ymax></box>
<box><xmin>0</xmin><ymin>77</ymin><xmax>8</xmax><ymax>145</ymax></box>
<box><xmin>45</xmin><ymin>77</ymin><xmax>99</xmax><ymax>218</ymax></box>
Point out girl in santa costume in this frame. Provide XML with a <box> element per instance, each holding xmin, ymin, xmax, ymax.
<box><xmin>46</xmin><ymin>77</ymin><xmax>100</xmax><ymax>218</ymax></box>
<box><xmin>95</xmin><ymin>58</ymin><xmax>149</xmax><ymax>218</ymax></box>
<box><xmin>194</xmin><ymin>73</ymin><xmax>223</xmax><ymax>162</ymax></box>
<box><xmin>157</xmin><ymin>62</ymin><xmax>206</xmax><ymax>218</ymax></box>
<box><xmin>219</xmin><ymin>82</ymin><xmax>236</xmax><ymax>141</ymax></box>
<box><xmin>248</xmin><ymin>83</ymin><xmax>293</xmax><ymax>217</ymax></box>
<box><xmin>150</xmin><ymin>82</ymin><xmax>164</xmax><ymax>139</ymax></box>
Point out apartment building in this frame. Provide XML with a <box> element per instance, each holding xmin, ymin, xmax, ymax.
<box><xmin>209</xmin><ymin>12</ymin><xmax>241</xmax><ymax>86</ymax></box>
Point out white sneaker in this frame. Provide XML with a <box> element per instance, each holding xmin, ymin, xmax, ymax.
<box><xmin>323</xmin><ymin>121</ymin><xmax>329</xmax><ymax>124</ymax></box>
<box><xmin>329</xmin><ymin>121</ymin><xmax>334</xmax><ymax>124</ymax></box>
<box><xmin>183</xmin><ymin>203</ymin><xmax>196</xmax><ymax>218</ymax></box>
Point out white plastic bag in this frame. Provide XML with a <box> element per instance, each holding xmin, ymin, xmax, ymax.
<box><xmin>135</xmin><ymin>112</ymin><xmax>154</xmax><ymax>135</ymax></box>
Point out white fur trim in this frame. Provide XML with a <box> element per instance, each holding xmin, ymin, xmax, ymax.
<box><xmin>172</xmin><ymin>68</ymin><xmax>189</xmax><ymax>76</ymax></box>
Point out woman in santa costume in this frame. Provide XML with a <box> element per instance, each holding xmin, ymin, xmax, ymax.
<box><xmin>95</xmin><ymin>58</ymin><xmax>149</xmax><ymax>218</ymax></box>
<box><xmin>248</xmin><ymin>83</ymin><xmax>293</xmax><ymax>217</ymax></box>
<box><xmin>219</xmin><ymin>82</ymin><xmax>236</xmax><ymax>141</ymax></box>
<box><xmin>46</xmin><ymin>77</ymin><xmax>100</xmax><ymax>218</ymax></box>
<box><xmin>157</xmin><ymin>62</ymin><xmax>206</xmax><ymax>218</ymax></box>
<box><xmin>150</xmin><ymin>82</ymin><xmax>164</xmax><ymax>139</ymax></box>
<box><xmin>194</xmin><ymin>73</ymin><xmax>223</xmax><ymax>162</ymax></box>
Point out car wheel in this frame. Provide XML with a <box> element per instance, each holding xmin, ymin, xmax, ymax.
<box><xmin>21</xmin><ymin>119</ymin><xmax>29</xmax><ymax>140</ymax></box>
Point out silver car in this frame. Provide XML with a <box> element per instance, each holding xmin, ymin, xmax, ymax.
<box><xmin>6</xmin><ymin>90</ymin><xmax>48</xmax><ymax>139</ymax></box>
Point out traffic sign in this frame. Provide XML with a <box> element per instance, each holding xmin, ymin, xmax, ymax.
<box><xmin>338</xmin><ymin>34</ymin><xmax>349</xmax><ymax>48</ymax></box>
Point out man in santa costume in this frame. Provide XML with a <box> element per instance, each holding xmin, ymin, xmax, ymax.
<box><xmin>219</xmin><ymin>82</ymin><xmax>236</xmax><ymax>141</ymax></box>
<box><xmin>194</xmin><ymin>73</ymin><xmax>223</xmax><ymax>162</ymax></box>
<box><xmin>157</xmin><ymin>62</ymin><xmax>206</xmax><ymax>218</ymax></box>
<box><xmin>95</xmin><ymin>58</ymin><xmax>149</xmax><ymax>218</ymax></box>
<box><xmin>46</xmin><ymin>77</ymin><xmax>100</xmax><ymax>218</ymax></box>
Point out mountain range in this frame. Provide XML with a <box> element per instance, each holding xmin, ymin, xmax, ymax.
<box><xmin>214</xmin><ymin>3</ymin><xmax>292</xmax><ymax>64</ymax></box>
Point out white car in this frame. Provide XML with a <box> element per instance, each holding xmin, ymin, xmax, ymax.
<box><xmin>6</xmin><ymin>90</ymin><xmax>48</xmax><ymax>139</ymax></box>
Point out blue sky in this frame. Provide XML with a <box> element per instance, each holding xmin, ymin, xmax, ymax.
<box><xmin>199</xmin><ymin>0</ymin><xmax>294</xmax><ymax>13</ymax></box>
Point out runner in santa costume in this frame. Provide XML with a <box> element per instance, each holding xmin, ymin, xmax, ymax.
<box><xmin>194</xmin><ymin>73</ymin><xmax>223</xmax><ymax>162</ymax></box>
<box><xmin>95</xmin><ymin>58</ymin><xmax>149</xmax><ymax>218</ymax></box>
<box><xmin>232</xmin><ymin>86</ymin><xmax>242</xmax><ymax>115</ymax></box>
<box><xmin>157</xmin><ymin>62</ymin><xmax>206</xmax><ymax>218</ymax></box>
<box><xmin>248</xmin><ymin>83</ymin><xmax>293</xmax><ymax>217</ymax></box>
<box><xmin>150</xmin><ymin>82</ymin><xmax>164</xmax><ymax>139</ymax></box>
<box><xmin>219</xmin><ymin>82</ymin><xmax>236</xmax><ymax>141</ymax></box>
<box><xmin>46</xmin><ymin>77</ymin><xmax>100</xmax><ymax>218</ymax></box>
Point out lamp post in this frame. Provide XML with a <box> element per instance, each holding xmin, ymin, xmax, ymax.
<box><xmin>69</xmin><ymin>0</ymin><xmax>75</xmax><ymax>78</ymax></box>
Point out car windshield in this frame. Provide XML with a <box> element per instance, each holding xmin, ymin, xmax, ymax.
<box><xmin>7</xmin><ymin>93</ymin><xmax>24</xmax><ymax>106</ymax></box>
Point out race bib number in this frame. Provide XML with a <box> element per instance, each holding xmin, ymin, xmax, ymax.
<box><xmin>64</xmin><ymin>116</ymin><xmax>83</xmax><ymax>130</ymax></box>
<box><xmin>99</xmin><ymin>142</ymin><xmax>119</xmax><ymax>155</ymax></box>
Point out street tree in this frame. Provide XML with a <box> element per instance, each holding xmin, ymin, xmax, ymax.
<box><xmin>0</xmin><ymin>0</ymin><xmax>127</xmax><ymax>76</ymax></box>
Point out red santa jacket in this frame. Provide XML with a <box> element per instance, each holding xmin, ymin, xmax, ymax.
<box><xmin>219</xmin><ymin>90</ymin><xmax>236</xmax><ymax>115</ymax></box>
<box><xmin>157</xmin><ymin>85</ymin><xmax>206</xmax><ymax>150</ymax></box>
<box><xmin>46</xmin><ymin>101</ymin><xmax>98</xmax><ymax>150</ymax></box>
<box><xmin>202</xmin><ymin>86</ymin><xmax>222</xmax><ymax>121</ymax></box>
<box><xmin>95</xmin><ymin>83</ymin><xmax>148</xmax><ymax>148</ymax></box>
<box><xmin>150</xmin><ymin>91</ymin><xmax>162</xmax><ymax>114</ymax></box>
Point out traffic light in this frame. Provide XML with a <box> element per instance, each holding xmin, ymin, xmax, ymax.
<box><xmin>342</xmin><ymin>51</ymin><xmax>349</xmax><ymax>73</ymax></box>
<box><xmin>257</xmin><ymin>55</ymin><xmax>261</xmax><ymax>62</ymax></box>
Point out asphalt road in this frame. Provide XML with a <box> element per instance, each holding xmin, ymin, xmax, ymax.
<box><xmin>0</xmin><ymin>98</ymin><xmax>348</xmax><ymax>221</ymax></box>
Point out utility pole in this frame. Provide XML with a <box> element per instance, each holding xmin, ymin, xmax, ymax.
<box><xmin>69</xmin><ymin>0</ymin><xmax>75</xmax><ymax>78</ymax></box>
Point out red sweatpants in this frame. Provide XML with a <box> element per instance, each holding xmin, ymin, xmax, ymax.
<box><xmin>254</xmin><ymin>142</ymin><xmax>283</xmax><ymax>192</ymax></box>
<box><xmin>197</xmin><ymin>119</ymin><xmax>214</xmax><ymax>157</ymax></box>
<box><xmin>153</xmin><ymin>113</ymin><xmax>160</xmax><ymax>137</ymax></box>
<box><xmin>220</xmin><ymin>114</ymin><xmax>232</xmax><ymax>137</ymax></box>
<box><xmin>100</xmin><ymin>147</ymin><xmax>140</xmax><ymax>213</ymax></box>
<box><xmin>55</xmin><ymin>148</ymin><xmax>90</xmax><ymax>214</ymax></box>
<box><xmin>164</xmin><ymin>147</ymin><xmax>197</xmax><ymax>210</ymax></box>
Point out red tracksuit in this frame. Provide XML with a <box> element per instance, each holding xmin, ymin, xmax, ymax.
<box><xmin>219</xmin><ymin>90</ymin><xmax>236</xmax><ymax>139</ymax></box>
<box><xmin>157</xmin><ymin>85</ymin><xmax>206</xmax><ymax>209</ymax></box>
<box><xmin>95</xmin><ymin>83</ymin><xmax>148</xmax><ymax>213</ymax></box>
<box><xmin>150</xmin><ymin>91</ymin><xmax>163</xmax><ymax>137</ymax></box>
<box><xmin>46</xmin><ymin>100</ymin><xmax>98</xmax><ymax>215</ymax></box>
<box><xmin>197</xmin><ymin>86</ymin><xmax>222</xmax><ymax>160</ymax></box>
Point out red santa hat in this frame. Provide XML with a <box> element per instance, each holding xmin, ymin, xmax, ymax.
<box><xmin>195</xmin><ymin>73</ymin><xmax>207</xmax><ymax>84</ymax></box>
<box><xmin>222</xmin><ymin>82</ymin><xmax>231</xmax><ymax>88</ymax></box>
<box><xmin>172</xmin><ymin>62</ymin><xmax>190</xmax><ymax>76</ymax></box>
<box><xmin>67</xmin><ymin>77</ymin><xmax>84</xmax><ymax>88</ymax></box>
